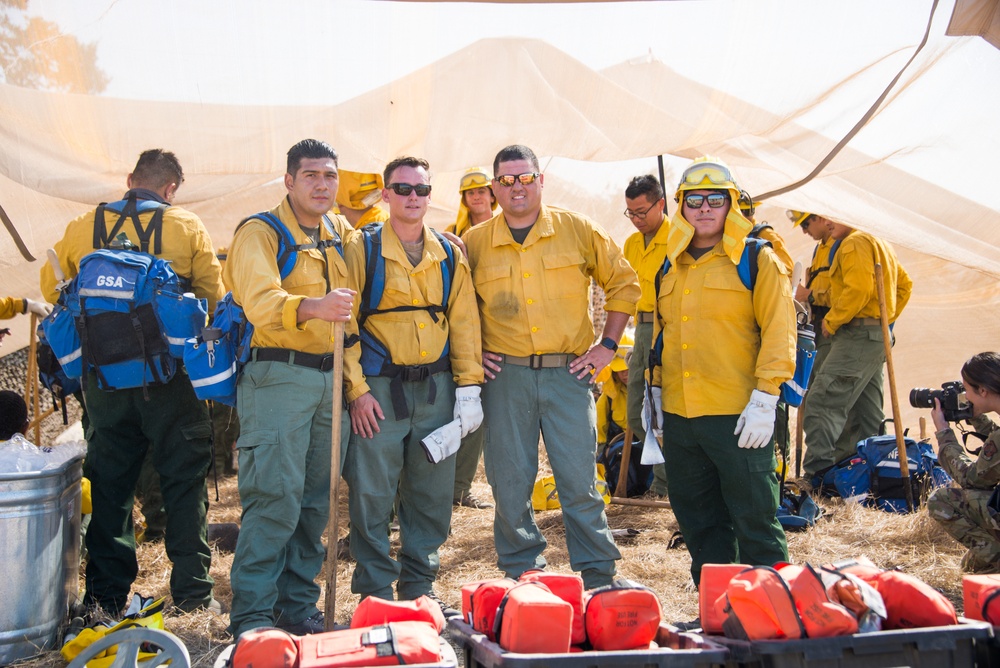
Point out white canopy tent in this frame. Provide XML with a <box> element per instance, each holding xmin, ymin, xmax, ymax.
<box><xmin>1</xmin><ymin>0</ymin><xmax>998</xmax><ymax>427</ymax></box>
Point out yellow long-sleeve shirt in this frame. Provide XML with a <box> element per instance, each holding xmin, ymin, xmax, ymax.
<box><xmin>41</xmin><ymin>193</ymin><xmax>224</xmax><ymax>311</ymax></box>
<box><xmin>596</xmin><ymin>376</ymin><xmax>629</xmax><ymax>444</ymax></box>
<box><xmin>652</xmin><ymin>243</ymin><xmax>796</xmax><ymax>417</ymax></box>
<box><xmin>823</xmin><ymin>229</ymin><xmax>912</xmax><ymax>334</ymax></box>
<box><xmin>224</xmin><ymin>198</ymin><xmax>360</xmax><ymax>375</ymax></box>
<box><xmin>351</xmin><ymin>205</ymin><xmax>389</xmax><ymax>230</ymax></box>
<box><xmin>345</xmin><ymin>221</ymin><xmax>483</xmax><ymax>402</ymax></box>
<box><xmin>464</xmin><ymin>205</ymin><xmax>639</xmax><ymax>357</ymax></box>
<box><xmin>0</xmin><ymin>298</ymin><xmax>26</xmax><ymax>320</ymax></box>
<box><xmin>807</xmin><ymin>237</ymin><xmax>836</xmax><ymax>308</ymax></box>
<box><xmin>623</xmin><ymin>215</ymin><xmax>670</xmax><ymax>315</ymax></box>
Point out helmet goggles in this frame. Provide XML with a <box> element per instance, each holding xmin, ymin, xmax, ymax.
<box><xmin>460</xmin><ymin>170</ymin><xmax>491</xmax><ymax>192</ymax></box>
<box><xmin>678</xmin><ymin>161</ymin><xmax>735</xmax><ymax>190</ymax></box>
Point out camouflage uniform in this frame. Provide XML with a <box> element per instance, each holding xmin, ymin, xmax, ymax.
<box><xmin>927</xmin><ymin>414</ymin><xmax>1000</xmax><ymax>572</ymax></box>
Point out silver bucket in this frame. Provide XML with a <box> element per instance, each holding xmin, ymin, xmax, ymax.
<box><xmin>0</xmin><ymin>454</ymin><xmax>83</xmax><ymax>664</ymax></box>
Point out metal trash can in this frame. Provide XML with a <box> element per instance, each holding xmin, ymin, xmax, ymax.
<box><xmin>0</xmin><ymin>454</ymin><xmax>83</xmax><ymax>664</ymax></box>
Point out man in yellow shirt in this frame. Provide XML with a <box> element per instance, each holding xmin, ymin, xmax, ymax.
<box><xmin>40</xmin><ymin>149</ymin><xmax>224</xmax><ymax>615</ymax></box>
<box><xmin>344</xmin><ymin>156</ymin><xmax>483</xmax><ymax>610</ymax></box>
<box><xmin>336</xmin><ymin>171</ymin><xmax>390</xmax><ymax>229</ymax></box>
<box><xmin>464</xmin><ymin>144</ymin><xmax>639</xmax><ymax>589</ymax></box>
<box><xmin>800</xmin><ymin>220</ymin><xmax>912</xmax><ymax>487</ymax></box>
<box><xmin>226</xmin><ymin>139</ymin><xmax>358</xmax><ymax>638</ymax></box>
<box><xmin>622</xmin><ymin>175</ymin><xmax>670</xmax><ymax>496</ymax></box>
<box><xmin>651</xmin><ymin>157</ymin><xmax>795</xmax><ymax>585</ymax></box>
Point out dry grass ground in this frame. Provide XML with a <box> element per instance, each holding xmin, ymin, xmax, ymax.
<box><xmin>12</xmin><ymin>447</ymin><xmax>968</xmax><ymax>668</ymax></box>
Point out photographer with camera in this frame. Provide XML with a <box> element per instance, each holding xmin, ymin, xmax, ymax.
<box><xmin>926</xmin><ymin>352</ymin><xmax>1000</xmax><ymax>573</ymax></box>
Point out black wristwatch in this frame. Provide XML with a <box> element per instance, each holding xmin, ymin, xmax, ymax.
<box><xmin>598</xmin><ymin>337</ymin><xmax>619</xmax><ymax>352</ymax></box>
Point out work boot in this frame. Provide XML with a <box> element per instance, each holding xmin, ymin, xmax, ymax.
<box><xmin>454</xmin><ymin>491</ymin><xmax>494</xmax><ymax>509</ymax></box>
<box><xmin>277</xmin><ymin>612</ymin><xmax>325</xmax><ymax>635</ymax></box>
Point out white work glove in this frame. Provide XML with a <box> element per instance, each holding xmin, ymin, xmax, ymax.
<box><xmin>453</xmin><ymin>386</ymin><xmax>484</xmax><ymax>438</ymax></box>
<box><xmin>642</xmin><ymin>386</ymin><xmax>663</xmax><ymax>437</ymax></box>
<box><xmin>734</xmin><ymin>390</ymin><xmax>779</xmax><ymax>449</ymax></box>
<box><xmin>25</xmin><ymin>299</ymin><xmax>52</xmax><ymax>317</ymax></box>
<box><xmin>420</xmin><ymin>419</ymin><xmax>463</xmax><ymax>464</ymax></box>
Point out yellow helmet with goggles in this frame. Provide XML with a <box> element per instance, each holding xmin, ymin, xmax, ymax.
<box><xmin>675</xmin><ymin>157</ymin><xmax>755</xmax><ymax>217</ymax></box>
<box><xmin>459</xmin><ymin>166</ymin><xmax>493</xmax><ymax>193</ymax></box>
<box><xmin>786</xmin><ymin>210</ymin><xmax>812</xmax><ymax>227</ymax></box>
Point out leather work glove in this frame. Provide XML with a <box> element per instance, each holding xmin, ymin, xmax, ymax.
<box><xmin>734</xmin><ymin>389</ymin><xmax>779</xmax><ymax>449</ymax></box>
<box><xmin>25</xmin><ymin>299</ymin><xmax>52</xmax><ymax>317</ymax></box>
<box><xmin>642</xmin><ymin>386</ymin><xmax>663</xmax><ymax>437</ymax></box>
<box><xmin>453</xmin><ymin>385</ymin><xmax>483</xmax><ymax>438</ymax></box>
<box><xmin>420</xmin><ymin>419</ymin><xmax>463</xmax><ymax>464</ymax></box>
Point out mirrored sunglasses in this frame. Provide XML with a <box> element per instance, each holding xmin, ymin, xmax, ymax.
<box><xmin>494</xmin><ymin>172</ymin><xmax>541</xmax><ymax>187</ymax></box>
<box><xmin>683</xmin><ymin>193</ymin><xmax>730</xmax><ymax>209</ymax></box>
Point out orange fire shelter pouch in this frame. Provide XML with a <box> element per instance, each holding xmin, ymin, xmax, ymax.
<box><xmin>699</xmin><ymin>563</ymin><xmax>750</xmax><ymax>635</ymax></box>
<box><xmin>297</xmin><ymin>622</ymin><xmax>442</xmax><ymax>668</ymax></box>
<box><xmin>787</xmin><ymin>564</ymin><xmax>859</xmax><ymax>638</ymax></box>
<box><xmin>230</xmin><ymin>628</ymin><xmax>298</xmax><ymax>668</ymax></box>
<box><xmin>461</xmin><ymin>578</ymin><xmax>518</xmax><ymax>641</ymax></box>
<box><xmin>519</xmin><ymin>571</ymin><xmax>586</xmax><ymax>645</ymax></box>
<box><xmin>350</xmin><ymin>595</ymin><xmax>446</xmax><ymax>633</ymax></box>
<box><xmin>494</xmin><ymin>581</ymin><xmax>573</xmax><ymax>654</ymax></box>
<box><xmin>584</xmin><ymin>579</ymin><xmax>662</xmax><ymax>651</ymax></box>
<box><xmin>722</xmin><ymin>566</ymin><xmax>806</xmax><ymax>641</ymax></box>
<box><xmin>964</xmin><ymin>574</ymin><xmax>1000</xmax><ymax>624</ymax></box>
<box><xmin>868</xmin><ymin>570</ymin><xmax>957</xmax><ymax>629</ymax></box>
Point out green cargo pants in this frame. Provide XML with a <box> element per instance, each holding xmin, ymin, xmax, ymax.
<box><xmin>83</xmin><ymin>371</ymin><xmax>213</xmax><ymax>613</ymax></box>
<box><xmin>229</xmin><ymin>358</ymin><xmax>348</xmax><ymax>638</ymax></box>
<box><xmin>344</xmin><ymin>371</ymin><xmax>457</xmax><ymax>600</ymax></box>
<box><xmin>482</xmin><ymin>363</ymin><xmax>620</xmax><ymax>589</ymax></box>
<box><xmin>802</xmin><ymin>325</ymin><xmax>885</xmax><ymax>477</ymax></box>
<box><xmin>627</xmin><ymin>322</ymin><xmax>667</xmax><ymax>495</ymax></box>
<box><xmin>662</xmin><ymin>411</ymin><xmax>788</xmax><ymax>585</ymax></box>
<box><xmin>135</xmin><ymin>451</ymin><xmax>166</xmax><ymax>540</ymax></box>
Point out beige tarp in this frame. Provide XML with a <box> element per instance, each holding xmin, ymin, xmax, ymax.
<box><xmin>1</xmin><ymin>0</ymin><xmax>998</xmax><ymax>427</ymax></box>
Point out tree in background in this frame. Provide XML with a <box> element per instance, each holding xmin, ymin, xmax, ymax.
<box><xmin>0</xmin><ymin>0</ymin><xmax>108</xmax><ymax>94</ymax></box>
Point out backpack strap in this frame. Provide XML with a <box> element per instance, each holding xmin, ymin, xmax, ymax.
<box><xmin>93</xmin><ymin>194</ymin><xmax>166</xmax><ymax>254</ymax></box>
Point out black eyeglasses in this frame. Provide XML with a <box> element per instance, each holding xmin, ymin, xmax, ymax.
<box><xmin>388</xmin><ymin>183</ymin><xmax>432</xmax><ymax>197</ymax></box>
<box><xmin>623</xmin><ymin>198</ymin><xmax>663</xmax><ymax>220</ymax></box>
<box><xmin>494</xmin><ymin>172</ymin><xmax>541</xmax><ymax>187</ymax></box>
<box><xmin>683</xmin><ymin>193</ymin><xmax>729</xmax><ymax>209</ymax></box>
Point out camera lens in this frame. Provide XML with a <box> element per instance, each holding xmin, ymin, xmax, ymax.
<box><xmin>909</xmin><ymin>388</ymin><xmax>937</xmax><ymax>409</ymax></box>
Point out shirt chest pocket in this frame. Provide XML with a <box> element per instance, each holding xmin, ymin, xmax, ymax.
<box><xmin>541</xmin><ymin>252</ymin><xmax>587</xmax><ymax>299</ymax></box>
<box><xmin>473</xmin><ymin>263</ymin><xmax>512</xmax><ymax>295</ymax></box>
<box><xmin>281</xmin><ymin>256</ymin><xmax>328</xmax><ymax>296</ymax></box>
<box><xmin>700</xmin><ymin>270</ymin><xmax>752</xmax><ymax>321</ymax></box>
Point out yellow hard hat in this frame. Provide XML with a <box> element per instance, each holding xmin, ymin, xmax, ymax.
<box><xmin>337</xmin><ymin>170</ymin><xmax>384</xmax><ymax>210</ymax></box>
<box><xmin>786</xmin><ymin>210</ymin><xmax>813</xmax><ymax>227</ymax></box>
<box><xmin>531</xmin><ymin>475</ymin><xmax>560</xmax><ymax>511</ymax></box>
<box><xmin>675</xmin><ymin>157</ymin><xmax>755</xmax><ymax>216</ymax></box>
<box><xmin>459</xmin><ymin>166</ymin><xmax>492</xmax><ymax>193</ymax></box>
<box><xmin>609</xmin><ymin>356</ymin><xmax>629</xmax><ymax>373</ymax></box>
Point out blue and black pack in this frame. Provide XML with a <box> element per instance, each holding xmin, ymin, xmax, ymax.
<box><xmin>184</xmin><ymin>212</ymin><xmax>343</xmax><ymax>406</ymax></box>
<box><xmin>776</xmin><ymin>486</ymin><xmax>822</xmax><ymax>530</ymax></box>
<box><xmin>35</xmin><ymin>324</ymin><xmax>82</xmax><ymax>424</ymax></box>
<box><xmin>357</xmin><ymin>222</ymin><xmax>456</xmax><ymax>420</ymax></box>
<box><xmin>820</xmin><ymin>433</ymin><xmax>952</xmax><ymax>513</ymax></box>
<box><xmin>42</xmin><ymin>196</ymin><xmax>207</xmax><ymax>396</ymax></box>
<box><xmin>649</xmin><ymin>226</ymin><xmax>814</xmax><ymax>407</ymax></box>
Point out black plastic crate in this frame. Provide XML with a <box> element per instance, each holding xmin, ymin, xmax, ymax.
<box><xmin>446</xmin><ymin>618</ymin><xmax>728</xmax><ymax>668</ymax></box>
<box><xmin>708</xmin><ymin>621</ymin><xmax>993</xmax><ymax>668</ymax></box>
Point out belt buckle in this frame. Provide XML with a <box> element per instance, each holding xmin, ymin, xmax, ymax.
<box><xmin>529</xmin><ymin>355</ymin><xmax>543</xmax><ymax>370</ymax></box>
<box><xmin>400</xmin><ymin>365</ymin><xmax>429</xmax><ymax>382</ymax></box>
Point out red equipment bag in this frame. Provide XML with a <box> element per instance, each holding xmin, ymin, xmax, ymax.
<box><xmin>868</xmin><ymin>570</ymin><xmax>958</xmax><ymax>629</ymax></box>
<box><xmin>494</xmin><ymin>581</ymin><xmax>573</xmax><ymax>654</ymax></box>
<box><xmin>583</xmin><ymin>579</ymin><xmax>662</xmax><ymax>651</ymax></box>
<box><xmin>964</xmin><ymin>574</ymin><xmax>1000</xmax><ymax>624</ymax></box>
<box><xmin>230</xmin><ymin>628</ymin><xmax>298</xmax><ymax>668</ymax></box>
<box><xmin>350</xmin><ymin>595</ymin><xmax>446</xmax><ymax>633</ymax></box>
<box><xmin>699</xmin><ymin>563</ymin><xmax>750</xmax><ymax>635</ymax></box>
<box><xmin>723</xmin><ymin>566</ymin><xmax>805</xmax><ymax>641</ymax></box>
<box><xmin>297</xmin><ymin>621</ymin><xmax>442</xmax><ymax>668</ymax></box>
<box><xmin>519</xmin><ymin>571</ymin><xmax>586</xmax><ymax>645</ymax></box>
<box><xmin>461</xmin><ymin>578</ymin><xmax>518</xmax><ymax>641</ymax></box>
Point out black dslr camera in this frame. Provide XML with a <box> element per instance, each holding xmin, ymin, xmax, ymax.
<box><xmin>909</xmin><ymin>381</ymin><xmax>974</xmax><ymax>423</ymax></box>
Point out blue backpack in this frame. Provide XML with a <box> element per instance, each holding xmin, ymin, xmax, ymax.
<box><xmin>821</xmin><ymin>432</ymin><xmax>952</xmax><ymax>513</ymax></box>
<box><xmin>650</xmin><ymin>227</ymin><xmax>815</xmax><ymax>407</ymax></box>
<box><xmin>35</xmin><ymin>324</ymin><xmax>82</xmax><ymax>424</ymax></box>
<box><xmin>42</xmin><ymin>197</ymin><xmax>207</xmax><ymax>396</ymax></box>
<box><xmin>184</xmin><ymin>212</ymin><xmax>344</xmax><ymax>406</ymax></box>
<box><xmin>357</xmin><ymin>222</ymin><xmax>456</xmax><ymax>420</ymax></box>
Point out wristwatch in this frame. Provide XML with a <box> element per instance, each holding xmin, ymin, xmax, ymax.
<box><xmin>598</xmin><ymin>337</ymin><xmax>619</xmax><ymax>352</ymax></box>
